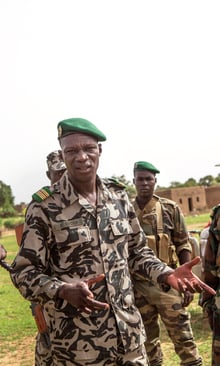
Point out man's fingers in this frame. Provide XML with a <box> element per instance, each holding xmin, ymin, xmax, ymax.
<box><xmin>200</xmin><ymin>282</ymin><xmax>216</xmax><ymax>295</ymax></box>
<box><xmin>86</xmin><ymin>296</ymin><xmax>109</xmax><ymax>310</ymax></box>
<box><xmin>187</xmin><ymin>256</ymin><xmax>201</xmax><ymax>268</ymax></box>
<box><xmin>87</xmin><ymin>274</ymin><xmax>105</xmax><ymax>286</ymax></box>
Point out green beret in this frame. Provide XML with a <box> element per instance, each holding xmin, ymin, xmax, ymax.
<box><xmin>57</xmin><ymin>118</ymin><xmax>106</xmax><ymax>142</ymax></box>
<box><xmin>134</xmin><ymin>161</ymin><xmax>160</xmax><ymax>174</ymax></box>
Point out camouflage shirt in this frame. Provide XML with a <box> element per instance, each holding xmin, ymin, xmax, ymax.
<box><xmin>133</xmin><ymin>194</ymin><xmax>192</xmax><ymax>266</ymax></box>
<box><xmin>11</xmin><ymin>173</ymin><xmax>172</xmax><ymax>356</ymax></box>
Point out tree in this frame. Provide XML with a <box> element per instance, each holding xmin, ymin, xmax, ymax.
<box><xmin>0</xmin><ymin>180</ymin><xmax>16</xmax><ymax>217</ymax></box>
<box><xmin>198</xmin><ymin>175</ymin><xmax>214</xmax><ymax>187</ymax></box>
<box><xmin>184</xmin><ymin>178</ymin><xmax>198</xmax><ymax>187</ymax></box>
<box><xmin>169</xmin><ymin>181</ymin><xmax>183</xmax><ymax>188</ymax></box>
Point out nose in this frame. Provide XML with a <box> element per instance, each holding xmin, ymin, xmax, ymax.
<box><xmin>76</xmin><ymin>149</ymin><xmax>88</xmax><ymax>161</ymax></box>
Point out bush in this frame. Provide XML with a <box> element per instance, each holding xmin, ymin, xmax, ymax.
<box><xmin>3</xmin><ymin>217</ymin><xmax>24</xmax><ymax>230</ymax></box>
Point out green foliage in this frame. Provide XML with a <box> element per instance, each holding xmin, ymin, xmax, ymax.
<box><xmin>185</xmin><ymin>213</ymin><xmax>211</xmax><ymax>229</ymax></box>
<box><xmin>3</xmin><ymin>217</ymin><xmax>24</xmax><ymax>230</ymax></box>
<box><xmin>0</xmin><ymin>180</ymin><xmax>15</xmax><ymax>217</ymax></box>
<box><xmin>184</xmin><ymin>177</ymin><xmax>198</xmax><ymax>187</ymax></box>
<box><xmin>198</xmin><ymin>175</ymin><xmax>214</xmax><ymax>187</ymax></box>
<box><xmin>0</xmin><ymin>235</ymin><xmax>36</xmax><ymax>344</ymax></box>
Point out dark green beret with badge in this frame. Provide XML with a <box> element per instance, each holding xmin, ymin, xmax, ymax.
<box><xmin>57</xmin><ymin>118</ymin><xmax>106</xmax><ymax>142</ymax></box>
<box><xmin>134</xmin><ymin>161</ymin><xmax>160</xmax><ymax>174</ymax></box>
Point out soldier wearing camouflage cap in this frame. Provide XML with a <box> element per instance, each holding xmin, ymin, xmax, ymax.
<box><xmin>10</xmin><ymin>118</ymin><xmax>214</xmax><ymax>365</ymax></box>
<box><xmin>46</xmin><ymin>150</ymin><xmax>66</xmax><ymax>185</ymax></box>
<box><xmin>33</xmin><ymin>150</ymin><xmax>66</xmax><ymax>366</ymax></box>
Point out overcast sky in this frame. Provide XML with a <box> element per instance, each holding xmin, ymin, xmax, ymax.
<box><xmin>1</xmin><ymin>0</ymin><xmax>220</xmax><ymax>204</ymax></box>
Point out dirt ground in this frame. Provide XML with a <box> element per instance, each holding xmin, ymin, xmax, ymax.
<box><xmin>0</xmin><ymin>336</ymin><xmax>35</xmax><ymax>366</ymax></box>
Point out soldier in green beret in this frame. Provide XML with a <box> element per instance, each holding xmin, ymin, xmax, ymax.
<box><xmin>132</xmin><ymin>161</ymin><xmax>203</xmax><ymax>366</ymax></box>
<box><xmin>10</xmin><ymin>118</ymin><xmax>214</xmax><ymax>365</ymax></box>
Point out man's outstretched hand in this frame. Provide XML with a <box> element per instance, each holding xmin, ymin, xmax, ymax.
<box><xmin>166</xmin><ymin>257</ymin><xmax>216</xmax><ymax>296</ymax></box>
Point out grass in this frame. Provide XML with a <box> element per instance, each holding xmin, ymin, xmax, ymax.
<box><xmin>0</xmin><ymin>235</ymin><xmax>36</xmax><ymax>365</ymax></box>
<box><xmin>0</xmin><ymin>213</ymin><xmax>213</xmax><ymax>364</ymax></box>
<box><xmin>185</xmin><ymin>212</ymin><xmax>211</xmax><ymax>231</ymax></box>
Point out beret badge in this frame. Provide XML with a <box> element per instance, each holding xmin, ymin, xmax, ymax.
<box><xmin>58</xmin><ymin>125</ymin><xmax>62</xmax><ymax>138</ymax></box>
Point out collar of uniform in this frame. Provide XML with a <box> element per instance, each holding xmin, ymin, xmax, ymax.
<box><xmin>58</xmin><ymin>174</ymin><xmax>105</xmax><ymax>208</ymax></box>
<box><xmin>57</xmin><ymin>172</ymin><xmax>79</xmax><ymax>208</ymax></box>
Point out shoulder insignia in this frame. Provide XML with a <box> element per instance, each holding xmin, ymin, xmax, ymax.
<box><xmin>105</xmin><ymin>178</ymin><xmax>126</xmax><ymax>189</ymax></box>
<box><xmin>32</xmin><ymin>186</ymin><xmax>54</xmax><ymax>202</ymax></box>
<box><xmin>155</xmin><ymin>195</ymin><xmax>176</xmax><ymax>207</ymax></box>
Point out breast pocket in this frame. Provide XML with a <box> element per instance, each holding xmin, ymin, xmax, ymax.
<box><xmin>52</xmin><ymin>225</ymin><xmax>92</xmax><ymax>271</ymax></box>
<box><xmin>108</xmin><ymin>219</ymin><xmax>133</xmax><ymax>259</ymax></box>
<box><xmin>110</xmin><ymin>219</ymin><xmax>133</xmax><ymax>236</ymax></box>
<box><xmin>53</xmin><ymin>223</ymin><xmax>91</xmax><ymax>246</ymax></box>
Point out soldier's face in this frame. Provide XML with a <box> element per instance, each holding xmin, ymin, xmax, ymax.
<box><xmin>133</xmin><ymin>170</ymin><xmax>156</xmax><ymax>200</ymax></box>
<box><xmin>60</xmin><ymin>133</ymin><xmax>102</xmax><ymax>184</ymax></box>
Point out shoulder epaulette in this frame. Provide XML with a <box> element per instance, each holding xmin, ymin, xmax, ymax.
<box><xmin>104</xmin><ymin>178</ymin><xmax>126</xmax><ymax>189</ymax></box>
<box><xmin>155</xmin><ymin>195</ymin><xmax>176</xmax><ymax>207</ymax></box>
<box><xmin>32</xmin><ymin>186</ymin><xmax>54</xmax><ymax>202</ymax></box>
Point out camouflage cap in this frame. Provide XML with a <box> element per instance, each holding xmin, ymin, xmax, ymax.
<box><xmin>134</xmin><ymin>161</ymin><xmax>160</xmax><ymax>174</ymax></box>
<box><xmin>57</xmin><ymin>117</ymin><xmax>106</xmax><ymax>142</ymax></box>
<box><xmin>46</xmin><ymin>150</ymin><xmax>66</xmax><ymax>171</ymax></box>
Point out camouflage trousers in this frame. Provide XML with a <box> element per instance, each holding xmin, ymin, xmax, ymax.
<box><xmin>133</xmin><ymin>279</ymin><xmax>203</xmax><ymax>366</ymax></box>
<box><xmin>36</xmin><ymin>340</ymin><xmax>148</xmax><ymax>366</ymax></box>
<box><xmin>35</xmin><ymin>332</ymin><xmax>53</xmax><ymax>366</ymax></box>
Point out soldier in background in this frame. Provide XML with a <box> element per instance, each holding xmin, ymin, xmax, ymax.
<box><xmin>46</xmin><ymin>150</ymin><xmax>66</xmax><ymax>185</ymax></box>
<box><xmin>1</xmin><ymin>151</ymin><xmax>66</xmax><ymax>363</ymax></box>
<box><xmin>35</xmin><ymin>150</ymin><xmax>66</xmax><ymax>365</ymax></box>
<box><xmin>200</xmin><ymin>204</ymin><xmax>220</xmax><ymax>366</ymax></box>
<box><xmin>132</xmin><ymin>161</ymin><xmax>203</xmax><ymax>366</ymax></box>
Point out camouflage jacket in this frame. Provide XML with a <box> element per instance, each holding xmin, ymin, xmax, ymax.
<box><xmin>133</xmin><ymin>194</ymin><xmax>192</xmax><ymax>266</ymax></box>
<box><xmin>10</xmin><ymin>173</ymin><xmax>172</xmax><ymax>355</ymax></box>
<box><xmin>200</xmin><ymin>204</ymin><xmax>220</xmax><ymax>308</ymax></box>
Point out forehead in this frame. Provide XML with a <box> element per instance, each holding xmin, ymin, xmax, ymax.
<box><xmin>60</xmin><ymin>133</ymin><xmax>98</xmax><ymax>147</ymax></box>
<box><xmin>134</xmin><ymin>170</ymin><xmax>155</xmax><ymax>178</ymax></box>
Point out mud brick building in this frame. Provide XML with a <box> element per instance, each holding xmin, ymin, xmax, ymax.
<box><xmin>156</xmin><ymin>185</ymin><xmax>220</xmax><ymax>216</ymax></box>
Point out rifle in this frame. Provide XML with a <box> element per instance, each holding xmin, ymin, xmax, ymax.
<box><xmin>31</xmin><ymin>303</ymin><xmax>50</xmax><ymax>349</ymax></box>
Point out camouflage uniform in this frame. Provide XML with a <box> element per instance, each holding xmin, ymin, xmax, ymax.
<box><xmin>132</xmin><ymin>194</ymin><xmax>202</xmax><ymax>366</ymax></box>
<box><xmin>200</xmin><ymin>204</ymin><xmax>220</xmax><ymax>366</ymax></box>
<box><xmin>10</xmin><ymin>174</ymin><xmax>173</xmax><ymax>366</ymax></box>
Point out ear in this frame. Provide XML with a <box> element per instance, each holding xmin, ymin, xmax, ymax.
<box><xmin>46</xmin><ymin>171</ymin><xmax>51</xmax><ymax>180</ymax></box>
<box><xmin>133</xmin><ymin>178</ymin><xmax>135</xmax><ymax>184</ymax></box>
<box><xmin>98</xmin><ymin>143</ymin><xmax>102</xmax><ymax>156</ymax></box>
<box><xmin>155</xmin><ymin>177</ymin><xmax>157</xmax><ymax>184</ymax></box>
